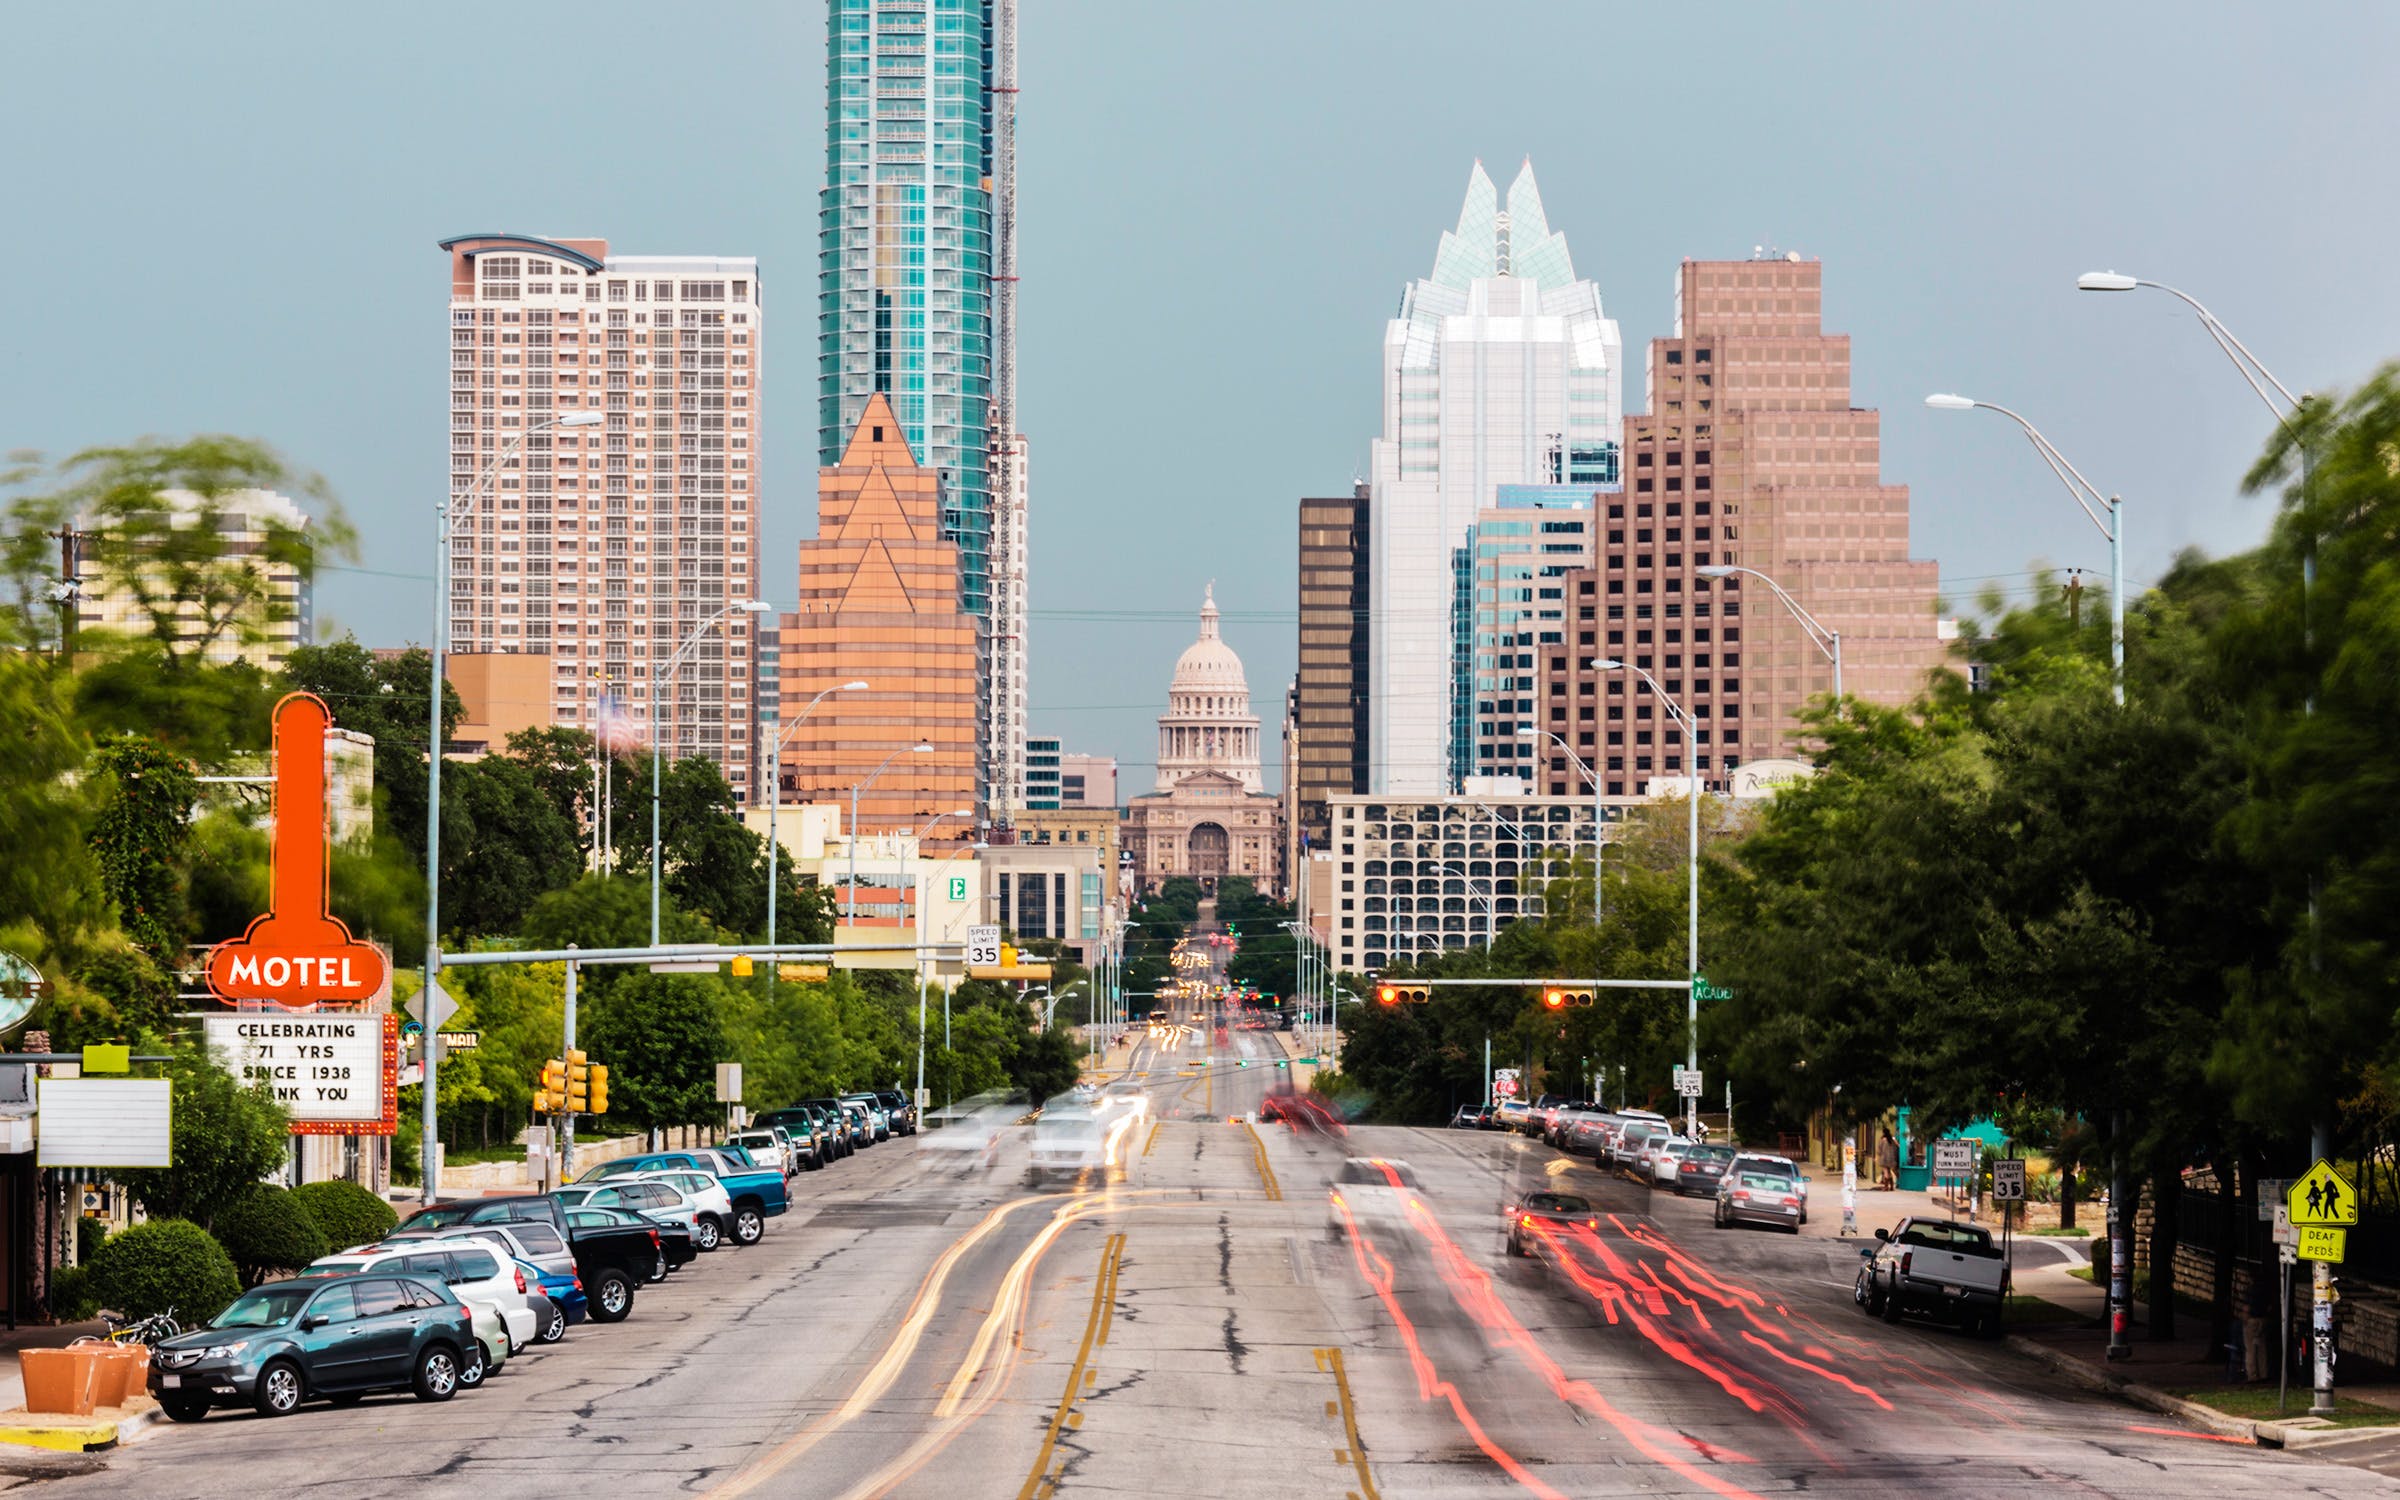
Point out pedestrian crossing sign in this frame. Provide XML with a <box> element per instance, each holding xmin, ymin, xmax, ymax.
<box><xmin>2288</xmin><ymin>1159</ymin><xmax>2359</xmax><ymax>1227</ymax></box>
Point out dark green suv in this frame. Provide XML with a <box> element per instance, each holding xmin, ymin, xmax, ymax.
<box><xmin>148</xmin><ymin>1272</ymin><xmax>476</xmax><ymax>1420</ymax></box>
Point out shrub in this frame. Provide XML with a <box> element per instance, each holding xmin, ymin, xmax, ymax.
<box><xmin>86</xmin><ymin>1220</ymin><xmax>240</xmax><ymax>1325</ymax></box>
<box><xmin>212</xmin><ymin>1187</ymin><xmax>329</xmax><ymax>1285</ymax></box>
<box><xmin>76</xmin><ymin>1216</ymin><xmax>108</xmax><ymax>1263</ymax></box>
<box><xmin>48</xmin><ymin>1264</ymin><xmax>99</xmax><ymax>1323</ymax></box>
<box><xmin>288</xmin><ymin>1179</ymin><xmax>397</xmax><ymax>1252</ymax></box>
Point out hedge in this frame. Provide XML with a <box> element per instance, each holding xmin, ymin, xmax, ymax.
<box><xmin>86</xmin><ymin>1219</ymin><xmax>241</xmax><ymax>1324</ymax></box>
<box><xmin>213</xmin><ymin>1187</ymin><xmax>329</xmax><ymax>1286</ymax></box>
<box><xmin>288</xmin><ymin>1179</ymin><xmax>398</xmax><ymax>1252</ymax></box>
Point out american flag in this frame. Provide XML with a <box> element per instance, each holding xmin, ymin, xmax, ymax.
<box><xmin>594</xmin><ymin>689</ymin><xmax>645</xmax><ymax>752</ymax></box>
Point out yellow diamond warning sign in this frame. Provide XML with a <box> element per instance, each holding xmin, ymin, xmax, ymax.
<box><xmin>2288</xmin><ymin>1159</ymin><xmax>2360</xmax><ymax>1227</ymax></box>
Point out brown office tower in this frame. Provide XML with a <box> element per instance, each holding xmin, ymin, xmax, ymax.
<box><xmin>1292</xmin><ymin>486</ymin><xmax>1371</xmax><ymax>854</ymax></box>
<box><xmin>776</xmin><ymin>394</ymin><xmax>978</xmax><ymax>847</ymax></box>
<box><xmin>1538</xmin><ymin>257</ymin><xmax>1941</xmax><ymax>797</ymax></box>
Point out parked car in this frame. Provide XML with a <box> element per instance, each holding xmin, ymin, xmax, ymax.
<box><xmin>1493</xmin><ymin>1099</ymin><xmax>1534</xmax><ymax>1133</ymax></box>
<box><xmin>1563</xmin><ymin>1114</ymin><xmax>1615</xmax><ymax>1156</ymax></box>
<box><xmin>1504</xmin><ymin>1191</ymin><xmax>1599</xmax><ymax>1257</ymax></box>
<box><xmin>1648</xmin><ymin>1136</ymin><xmax>1698</xmax><ymax>1187</ymax></box>
<box><xmin>558</xmin><ymin>1214</ymin><xmax>665</xmax><ymax>1322</ymax></box>
<box><xmin>512</xmin><ymin>1256</ymin><xmax>584</xmax><ymax>1342</ymax></box>
<box><xmin>1611</xmin><ymin>1119</ymin><xmax>1676</xmax><ymax>1171</ymax></box>
<box><xmin>1326</xmin><ymin>1157</ymin><xmax>1427</xmax><ymax>1241</ymax></box>
<box><xmin>622</xmin><ymin>1168</ymin><xmax>737</xmax><ymax>1242</ymax></box>
<box><xmin>753</xmin><ymin>1107</ymin><xmax>830</xmax><ymax>1169</ymax></box>
<box><xmin>149</xmin><ymin>1273</ymin><xmax>474</xmax><ymax>1420</ymax></box>
<box><xmin>1721</xmin><ymin>1152</ymin><xmax>1810</xmax><ymax>1223</ymax></box>
<box><xmin>1544</xmin><ymin>1104</ymin><xmax>1599</xmax><ymax>1148</ymax></box>
<box><xmin>1715</xmin><ymin>1168</ymin><xmax>1807</xmax><ymax>1233</ymax></box>
<box><xmin>300</xmin><ymin>1241</ymin><xmax>537</xmax><ymax>1355</ymax></box>
<box><xmin>582</xmin><ymin>1149</ymin><xmax>788</xmax><ymax>1245</ymax></box>
<box><xmin>727</xmin><ymin>1128</ymin><xmax>792</xmax><ymax>1178</ymax></box>
<box><xmin>394</xmin><ymin>1193</ymin><xmax>572</xmax><ymax>1241</ymax></box>
<box><xmin>843</xmin><ymin>1099</ymin><xmax>882</xmax><ymax>1145</ymax></box>
<box><xmin>1673</xmin><ymin>1143</ymin><xmax>1738</xmax><ymax>1199</ymax></box>
<box><xmin>1856</xmin><ymin>1218</ymin><xmax>2010</xmax><ymax>1336</ymax></box>
<box><xmin>555</xmin><ymin>1180</ymin><xmax>715</xmax><ymax>1256</ymax></box>
<box><xmin>876</xmin><ymin>1088</ymin><xmax>919</xmax><ymax>1136</ymax></box>
<box><xmin>1450</xmin><ymin>1104</ymin><xmax>1486</xmax><ymax>1129</ymax></box>
<box><xmin>793</xmin><ymin>1098</ymin><xmax>862</xmax><ymax>1157</ymax></box>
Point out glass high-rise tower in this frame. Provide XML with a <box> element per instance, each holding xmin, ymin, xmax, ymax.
<box><xmin>819</xmin><ymin>0</ymin><xmax>994</xmax><ymax>615</ymax></box>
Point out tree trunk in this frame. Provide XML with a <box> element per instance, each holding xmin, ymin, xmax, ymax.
<box><xmin>2150</xmin><ymin>1151</ymin><xmax>2180</xmax><ymax>1340</ymax></box>
<box><xmin>2061</xmin><ymin>1166</ymin><xmax>2077</xmax><ymax>1231</ymax></box>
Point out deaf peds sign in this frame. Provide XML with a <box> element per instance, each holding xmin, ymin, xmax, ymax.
<box><xmin>205</xmin><ymin>694</ymin><xmax>388</xmax><ymax>1007</ymax></box>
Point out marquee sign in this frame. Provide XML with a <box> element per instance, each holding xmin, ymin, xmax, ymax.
<box><xmin>203</xmin><ymin>1013</ymin><xmax>400</xmax><ymax>1135</ymax></box>
<box><xmin>205</xmin><ymin>694</ymin><xmax>388</xmax><ymax>1008</ymax></box>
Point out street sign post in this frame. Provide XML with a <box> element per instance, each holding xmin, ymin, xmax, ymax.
<box><xmin>405</xmin><ymin>977</ymin><xmax>459</xmax><ymax>1033</ymax></box>
<box><xmin>1674</xmin><ymin>1069</ymin><xmax>1704</xmax><ymax>1098</ymax></box>
<box><xmin>2288</xmin><ymin>1160</ymin><xmax>2360</xmax><ymax>1226</ymax></box>
<box><xmin>2287</xmin><ymin>1156</ymin><xmax>2356</xmax><ymax>1419</ymax></box>
<box><xmin>1992</xmin><ymin>1158</ymin><xmax>2027</xmax><ymax>1201</ymax></box>
<box><xmin>966</xmin><ymin>925</ymin><xmax>1002</xmax><ymax>968</ymax></box>
<box><xmin>1931</xmin><ymin>1138</ymin><xmax>1977</xmax><ymax>1219</ymax></box>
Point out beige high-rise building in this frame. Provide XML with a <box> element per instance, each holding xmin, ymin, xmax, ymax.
<box><xmin>441</xmin><ymin>234</ymin><xmax>764</xmax><ymax>799</ymax></box>
<box><xmin>71</xmin><ymin>487</ymin><xmax>314</xmax><ymax>670</ymax></box>
<box><xmin>1536</xmin><ymin>256</ymin><xmax>1942</xmax><ymax>797</ymax></box>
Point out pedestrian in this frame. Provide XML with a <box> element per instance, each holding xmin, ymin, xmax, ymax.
<box><xmin>1877</xmin><ymin>1126</ymin><xmax>1899</xmax><ymax>1191</ymax></box>
<box><xmin>2243</xmin><ymin>1268</ymin><xmax>2276</xmax><ymax>1383</ymax></box>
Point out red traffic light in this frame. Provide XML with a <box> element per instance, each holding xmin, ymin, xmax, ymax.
<box><xmin>1543</xmin><ymin>989</ymin><xmax>1567</xmax><ymax>1010</ymax></box>
<box><xmin>1377</xmin><ymin>984</ymin><xmax>1400</xmax><ymax>1007</ymax></box>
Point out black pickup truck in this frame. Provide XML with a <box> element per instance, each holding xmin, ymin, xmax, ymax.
<box><xmin>396</xmin><ymin>1195</ymin><xmax>659</xmax><ymax>1323</ymax></box>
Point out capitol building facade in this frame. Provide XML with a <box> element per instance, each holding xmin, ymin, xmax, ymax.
<box><xmin>1120</xmin><ymin>586</ymin><xmax>1284</xmax><ymax>897</ymax></box>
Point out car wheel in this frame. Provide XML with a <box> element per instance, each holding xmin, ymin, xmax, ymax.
<box><xmin>648</xmin><ymin>1256</ymin><xmax>668</xmax><ymax>1283</ymax></box>
<box><xmin>589</xmin><ymin>1269</ymin><xmax>635</xmax><ymax>1323</ymax></box>
<box><xmin>458</xmin><ymin>1341</ymin><xmax>488</xmax><ymax>1388</ymax></box>
<box><xmin>162</xmin><ymin>1394</ymin><xmax>211</xmax><ymax>1423</ymax></box>
<box><xmin>540</xmin><ymin>1305</ymin><xmax>568</xmax><ymax>1344</ymax></box>
<box><xmin>732</xmin><ymin>1207</ymin><xmax>765</xmax><ymax>1246</ymax></box>
<box><xmin>414</xmin><ymin>1344</ymin><xmax>461</xmax><ymax>1402</ymax></box>
<box><xmin>696</xmin><ymin>1216</ymin><xmax>722</xmax><ymax>1252</ymax></box>
<box><xmin>1712</xmin><ymin>1203</ymin><xmax>1727</xmax><ymax>1228</ymax></box>
<box><xmin>250</xmin><ymin>1359</ymin><xmax>305</xmax><ymax>1417</ymax></box>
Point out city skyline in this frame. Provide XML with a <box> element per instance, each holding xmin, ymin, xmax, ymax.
<box><xmin>7</xmin><ymin>4</ymin><xmax>2398</xmax><ymax>786</ymax></box>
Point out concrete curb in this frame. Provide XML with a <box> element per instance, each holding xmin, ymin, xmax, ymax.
<box><xmin>0</xmin><ymin>1405</ymin><xmax>146</xmax><ymax>1454</ymax></box>
<box><xmin>2002</xmin><ymin>1334</ymin><xmax>2400</xmax><ymax>1449</ymax></box>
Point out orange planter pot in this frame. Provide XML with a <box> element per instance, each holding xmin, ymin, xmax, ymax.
<box><xmin>93</xmin><ymin>1345</ymin><xmax>148</xmax><ymax>1408</ymax></box>
<box><xmin>19</xmin><ymin>1347</ymin><xmax>99</xmax><ymax>1416</ymax></box>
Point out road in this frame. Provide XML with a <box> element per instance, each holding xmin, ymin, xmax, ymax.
<box><xmin>35</xmin><ymin>1037</ymin><xmax>2400</xmax><ymax>1498</ymax></box>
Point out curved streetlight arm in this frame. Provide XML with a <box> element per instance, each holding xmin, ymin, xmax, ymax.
<box><xmin>651</xmin><ymin>599</ymin><xmax>769</xmax><ymax>944</ymax></box>
<box><xmin>2114</xmin><ymin>277</ymin><xmax>2300</xmax><ymax>419</ymax></box>
<box><xmin>1962</xmin><ymin>400</ymin><xmax>2115</xmax><ymax>541</ymax></box>
<box><xmin>1708</xmin><ymin>566</ymin><xmax>1838</xmax><ymax>658</ymax></box>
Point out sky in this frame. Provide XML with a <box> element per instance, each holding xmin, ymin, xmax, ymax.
<box><xmin>7</xmin><ymin>3</ymin><xmax>2398</xmax><ymax>787</ymax></box>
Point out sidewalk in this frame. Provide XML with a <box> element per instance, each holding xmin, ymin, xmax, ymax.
<box><xmin>0</xmin><ymin>1323</ymin><xmax>162</xmax><ymax>1452</ymax></box>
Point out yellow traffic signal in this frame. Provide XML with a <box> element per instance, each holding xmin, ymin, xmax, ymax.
<box><xmin>731</xmin><ymin>954</ymin><xmax>755</xmax><ymax>978</ymax></box>
<box><xmin>1000</xmin><ymin>944</ymin><xmax>1018</xmax><ymax>968</ymax></box>
<box><xmin>565</xmin><ymin>1049</ymin><xmax>591</xmax><ymax>1112</ymax></box>
<box><xmin>1375</xmin><ymin>982</ymin><xmax>1429</xmax><ymax>1006</ymax></box>
<box><xmin>537</xmin><ymin>1057</ymin><xmax>566</xmax><ymax>1113</ymax></box>
<box><xmin>588</xmin><ymin>1064</ymin><xmax>610</xmax><ymax>1116</ymax></box>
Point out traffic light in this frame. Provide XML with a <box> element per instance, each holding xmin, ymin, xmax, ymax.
<box><xmin>564</xmin><ymin>1049</ymin><xmax>591</xmax><ymax>1112</ymax></box>
<box><xmin>1375</xmin><ymin>982</ymin><xmax>1430</xmax><ymax>1006</ymax></box>
<box><xmin>588</xmin><ymin>1064</ymin><xmax>610</xmax><ymax>1116</ymax></box>
<box><xmin>1544</xmin><ymin>987</ymin><xmax>1596</xmax><ymax>1009</ymax></box>
<box><xmin>535</xmin><ymin>1057</ymin><xmax>566</xmax><ymax>1114</ymax></box>
<box><xmin>731</xmin><ymin>954</ymin><xmax>754</xmax><ymax>978</ymax></box>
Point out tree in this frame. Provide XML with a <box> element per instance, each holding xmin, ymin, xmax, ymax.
<box><xmin>86</xmin><ymin>734</ymin><xmax>196</xmax><ymax>970</ymax></box>
<box><xmin>504</xmin><ymin>725</ymin><xmax>600</xmax><ymax>857</ymax></box>
<box><xmin>86</xmin><ymin>1219</ymin><xmax>242</xmax><ymax>1324</ymax></box>
<box><xmin>446</xmin><ymin>755</ymin><xmax>584</xmax><ymax>934</ymax></box>
<box><xmin>114</xmin><ymin>1051</ymin><xmax>292</xmax><ymax>1228</ymax></box>
<box><xmin>287</xmin><ymin>1179</ymin><xmax>397</xmax><ymax>1251</ymax></box>
<box><xmin>581</xmin><ymin>971</ymin><xmax>729</xmax><ymax>1130</ymax></box>
<box><xmin>610</xmin><ymin>755</ymin><xmax>822</xmax><ymax>942</ymax></box>
<box><xmin>212</xmin><ymin>1186</ymin><xmax>328</xmax><ymax>1286</ymax></box>
<box><xmin>1012</xmin><ymin>1026</ymin><xmax>1085</xmax><ymax>1105</ymax></box>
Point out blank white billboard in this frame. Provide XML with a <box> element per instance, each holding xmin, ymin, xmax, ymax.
<box><xmin>38</xmin><ymin>1079</ymin><xmax>172</xmax><ymax>1167</ymax></box>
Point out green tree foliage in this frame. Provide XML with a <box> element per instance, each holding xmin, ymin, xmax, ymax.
<box><xmin>212</xmin><ymin>1187</ymin><xmax>329</xmax><ymax>1286</ymax></box>
<box><xmin>114</xmin><ymin>1051</ymin><xmax>292</xmax><ymax>1228</ymax></box>
<box><xmin>86</xmin><ymin>734</ymin><xmax>196</xmax><ymax>968</ymax></box>
<box><xmin>0</xmin><ymin>654</ymin><xmax>106</xmax><ymax>969</ymax></box>
<box><xmin>611</xmin><ymin>755</ymin><xmax>823</xmax><ymax>941</ymax></box>
<box><xmin>287</xmin><ymin>1179</ymin><xmax>398</xmax><ymax>1252</ymax></box>
<box><xmin>447</xmin><ymin>755</ymin><xmax>584</xmax><ymax>934</ymax></box>
<box><xmin>1012</xmin><ymin>1026</ymin><xmax>1086</xmax><ymax>1104</ymax></box>
<box><xmin>87</xmin><ymin>1220</ymin><xmax>243</xmax><ymax>1324</ymax></box>
<box><xmin>581</xmin><ymin>971</ymin><xmax>730</xmax><ymax>1129</ymax></box>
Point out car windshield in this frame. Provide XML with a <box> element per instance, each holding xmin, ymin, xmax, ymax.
<box><xmin>214</xmin><ymin>1285</ymin><xmax>316</xmax><ymax>1328</ymax></box>
<box><xmin>1690</xmin><ymin>1146</ymin><xmax>1737</xmax><ymax>1164</ymax></box>
<box><xmin>1524</xmin><ymin>1193</ymin><xmax>1593</xmax><ymax>1214</ymax></box>
<box><xmin>1737</xmin><ymin>1173</ymin><xmax>1791</xmax><ymax>1192</ymax></box>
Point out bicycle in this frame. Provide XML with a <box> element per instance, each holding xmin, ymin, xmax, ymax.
<box><xmin>72</xmin><ymin>1307</ymin><xmax>180</xmax><ymax>1346</ymax></box>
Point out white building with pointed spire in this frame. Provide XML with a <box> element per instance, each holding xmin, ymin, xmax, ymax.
<box><xmin>1367</xmin><ymin>160</ymin><xmax>1624</xmax><ymax>794</ymax></box>
<box><xmin>1121</xmin><ymin>587</ymin><xmax>1282</xmax><ymax>895</ymax></box>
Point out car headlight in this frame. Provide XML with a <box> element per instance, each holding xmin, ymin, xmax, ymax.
<box><xmin>200</xmin><ymin>1340</ymin><xmax>252</xmax><ymax>1359</ymax></box>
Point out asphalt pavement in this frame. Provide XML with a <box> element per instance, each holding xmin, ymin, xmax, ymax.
<box><xmin>28</xmin><ymin>1032</ymin><xmax>2400</xmax><ymax>1498</ymax></box>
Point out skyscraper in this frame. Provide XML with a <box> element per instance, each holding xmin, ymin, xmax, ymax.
<box><xmin>1292</xmin><ymin>487</ymin><xmax>1371</xmax><ymax>858</ymax></box>
<box><xmin>819</xmin><ymin>0</ymin><xmax>1026</xmax><ymax>815</ymax></box>
<box><xmin>441</xmin><ymin>234</ymin><xmax>762</xmax><ymax>798</ymax></box>
<box><xmin>776</xmin><ymin>394</ymin><xmax>978</xmax><ymax>844</ymax></box>
<box><xmin>1368</xmin><ymin>161</ymin><xmax>1624</xmax><ymax>795</ymax></box>
<box><xmin>1532</xmin><ymin>255</ymin><xmax>1942</xmax><ymax>798</ymax></box>
<box><xmin>1451</xmin><ymin>484</ymin><xmax>1603</xmax><ymax>787</ymax></box>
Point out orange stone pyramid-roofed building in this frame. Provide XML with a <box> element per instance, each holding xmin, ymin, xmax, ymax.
<box><xmin>776</xmin><ymin>393</ymin><xmax>978</xmax><ymax>854</ymax></box>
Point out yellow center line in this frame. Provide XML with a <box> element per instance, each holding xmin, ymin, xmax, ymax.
<box><xmin>1314</xmin><ymin>1346</ymin><xmax>1382</xmax><ymax>1500</ymax></box>
<box><xmin>1243</xmin><ymin>1120</ymin><xmax>1283</xmax><ymax>1202</ymax></box>
<box><xmin>1017</xmin><ymin>1231</ymin><xmax>1127</xmax><ymax>1500</ymax></box>
<box><xmin>1142</xmin><ymin>1119</ymin><xmax>1163</xmax><ymax>1157</ymax></box>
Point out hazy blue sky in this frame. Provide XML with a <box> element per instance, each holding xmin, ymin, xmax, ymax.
<box><xmin>7</xmin><ymin>4</ymin><xmax>2396</xmax><ymax>783</ymax></box>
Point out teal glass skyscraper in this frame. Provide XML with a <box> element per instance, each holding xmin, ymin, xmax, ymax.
<box><xmin>820</xmin><ymin>0</ymin><xmax>994</xmax><ymax>616</ymax></box>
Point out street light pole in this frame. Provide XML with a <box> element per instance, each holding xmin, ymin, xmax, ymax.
<box><xmin>651</xmin><ymin>599</ymin><xmax>773</xmax><ymax>946</ymax></box>
<box><xmin>766</xmin><ymin>680</ymin><xmax>870</xmax><ymax>956</ymax></box>
<box><xmin>1594</xmin><ymin>658</ymin><xmax>1702</xmax><ymax>1134</ymax></box>
<box><xmin>1925</xmin><ymin>395</ymin><xmax>2124</xmax><ymax>706</ymax></box>
<box><xmin>422</xmin><ymin>408</ymin><xmax>602</xmax><ymax>1201</ymax></box>
<box><xmin>1517</xmin><ymin>729</ymin><xmax>1605</xmax><ymax>929</ymax></box>
<box><xmin>846</xmin><ymin>743</ymin><xmax>935</xmax><ymax>926</ymax></box>
<box><xmin>1695</xmin><ymin>565</ymin><xmax>1841</xmax><ymax>702</ymax></box>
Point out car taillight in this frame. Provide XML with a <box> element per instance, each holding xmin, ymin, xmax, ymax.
<box><xmin>1520</xmin><ymin>1215</ymin><xmax>1534</xmax><ymax>1228</ymax></box>
<box><xmin>1586</xmin><ymin>1218</ymin><xmax>1597</xmax><ymax>1228</ymax></box>
<box><xmin>573</xmin><ymin>1277</ymin><xmax>584</xmax><ymax>1292</ymax></box>
<box><xmin>515</xmin><ymin>1267</ymin><xmax>528</xmax><ymax>1293</ymax></box>
<box><xmin>1781</xmin><ymin>1196</ymin><xmax>1798</xmax><ymax>1206</ymax></box>
<box><xmin>1901</xmin><ymin>1250</ymin><xmax>1914</xmax><ymax>1275</ymax></box>
<box><xmin>649</xmin><ymin>1229</ymin><xmax>661</xmax><ymax>1249</ymax></box>
<box><xmin>1733</xmin><ymin>1190</ymin><xmax>1750</xmax><ymax>1201</ymax></box>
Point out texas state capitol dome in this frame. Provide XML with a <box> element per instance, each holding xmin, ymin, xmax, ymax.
<box><xmin>1122</xmin><ymin>585</ymin><xmax>1282</xmax><ymax>894</ymax></box>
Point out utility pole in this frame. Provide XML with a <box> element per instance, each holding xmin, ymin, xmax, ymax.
<box><xmin>50</xmin><ymin>524</ymin><xmax>82</xmax><ymax>663</ymax></box>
